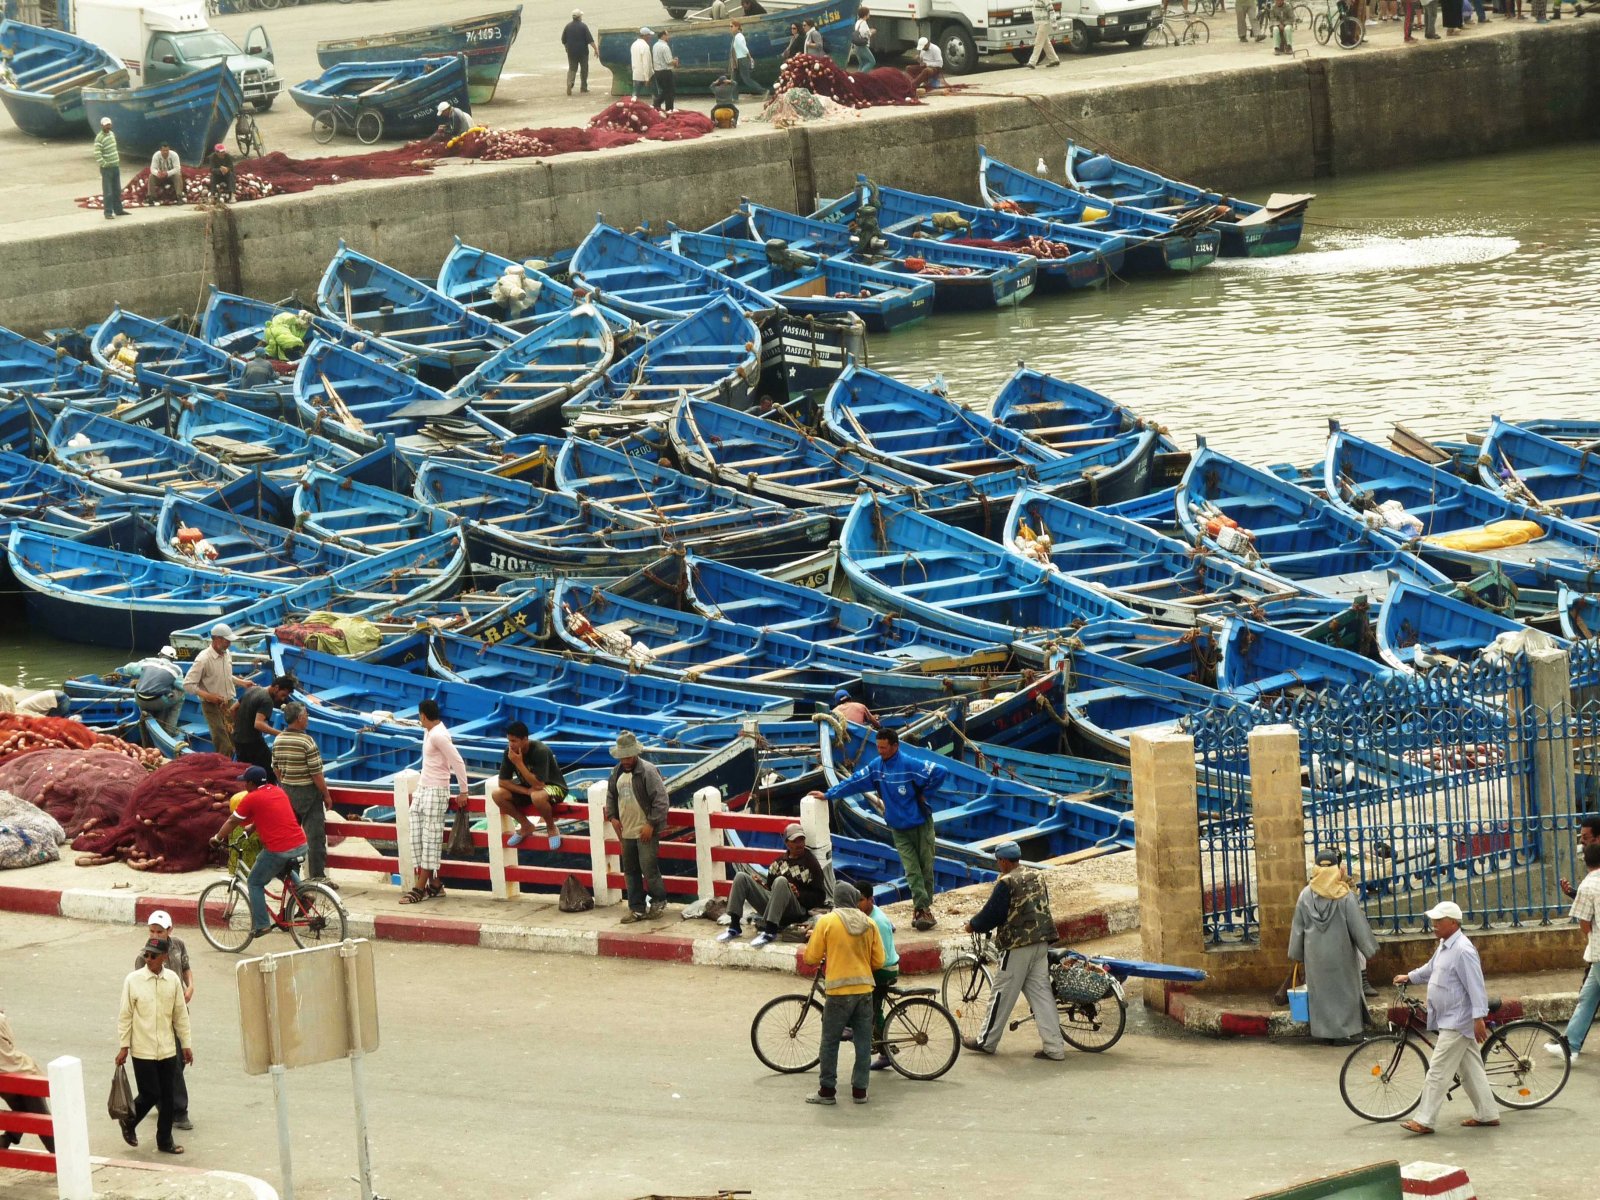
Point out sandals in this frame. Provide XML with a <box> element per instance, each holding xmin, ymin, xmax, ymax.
<box><xmin>399</xmin><ymin>887</ymin><xmax>431</xmax><ymax>905</ymax></box>
<box><xmin>1461</xmin><ymin>1118</ymin><xmax>1499</xmax><ymax>1128</ymax></box>
<box><xmin>426</xmin><ymin>880</ymin><xmax>445</xmax><ymax>899</ymax></box>
<box><xmin>1399</xmin><ymin>1120</ymin><xmax>1434</xmax><ymax>1135</ymax></box>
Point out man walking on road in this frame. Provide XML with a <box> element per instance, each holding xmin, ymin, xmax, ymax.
<box><xmin>803</xmin><ymin>882</ymin><xmax>886</xmax><ymax>1106</ymax></box>
<box><xmin>561</xmin><ymin>8</ymin><xmax>596</xmax><ymax>95</ymax></box>
<box><xmin>630</xmin><ymin>28</ymin><xmax>655</xmax><ymax>101</ymax></box>
<box><xmin>132</xmin><ymin>912</ymin><xmax>193</xmax><ymax>1131</ymax></box>
<box><xmin>816</xmin><ymin>728</ymin><xmax>946</xmax><ymax>930</ymax></box>
<box><xmin>729</xmin><ymin>20</ymin><xmax>764</xmax><ymax>97</ymax></box>
<box><xmin>605</xmin><ymin>732</ymin><xmax>670</xmax><ymax>922</ymax></box>
<box><xmin>184</xmin><ymin>624</ymin><xmax>248</xmax><ymax>756</ymax></box>
<box><xmin>962</xmin><ymin>842</ymin><xmax>1067</xmax><ymax>1060</ymax></box>
<box><xmin>94</xmin><ymin>117</ymin><xmax>127</xmax><ymax>219</ymax></box>
<box><xmin>1547</xmin><ymin>841</ymin><xmax>1600</xmax><ymax>1064</ymax></box>
<box><xmin>115</xmin><ymin>938</ymin><xmax>192</xmax><ymax>1154</ymax></box>
<box><xmin>1394</xmin><ymin>900</ymin><xmax>1499</xmax><ymax>1135</ymax></box>
<box><xmin>272</xmin><ymin>702</ymin><xmax>334</xmax><ymax>886</ymax></box>
<box><xmin>1027</xmin><ymin>0</ymin><xmax>1062</xmax><ymax>66</ymax></box>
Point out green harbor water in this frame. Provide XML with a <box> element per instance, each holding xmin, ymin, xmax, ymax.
<box><xmin>3</xmin><ymin>142</ymin><xmax>1596</xmax><ymax>690</ymax></box>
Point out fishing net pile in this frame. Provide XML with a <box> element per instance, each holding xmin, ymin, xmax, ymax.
<box><xmin>0</xmin><ymin>714</ymin><xmax>164</xmax><ymax>770</ymax></box>
<box><xmin>771</xmin><ymin>54</ymin><xmax>920</xmax><ymax>109</ymax></box>
<box><xmin>72</xmin><ymin>753</ymin><xmax>248</xmax><ymax>873</ymax></box>
<box><xmin>953</xmin><ymin>235</ymin><xmax>1084</xmax><ymax>259</ymax></box>
<box><xmin>0</xmin><ymin>791</ymin><xmax>66</xmax><ymax>870</ymax></box>
<box><xmin>0</xmin><ymin>747</ymin><xmax>151</xmax><ymax>840</ymax></box>
<box><xmin>755</xmin><ymin>87</ymin><xmax>860</xmax><ymax>128</ymax></box>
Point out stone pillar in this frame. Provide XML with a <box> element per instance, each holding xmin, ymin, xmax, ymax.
<box><xmin>1528</xmin><ymin>647</ymin><xmax>1578</xmax><ymax>905</ymax></box>
<box><xmin>1248</xmin><ymin>724</ymin><xmax>1306</xmax><ymax>962</ymax></box>
<box><xmin>1132</xmin><ymin>729</ymin><xmax>1205</xmax><ymax>980</ymax></box>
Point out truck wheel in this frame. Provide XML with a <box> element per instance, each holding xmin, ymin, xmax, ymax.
<box><xmin>1011</xmin><ymin>48</ymin><xmax>1031</xmax><ymax>63</ymax></box>
<box><xmin>1068</xmin><ymin>21</ymin><xmax>1091</xmax><ymax>51</ymax></box>
<box><xmin>666</xmin><ymin>6</ymin><xmax>686</xmax><ymax>16</ymax></box>
<box><xmin>938</xmin><ymin>23</ymin><xmax>979</xmax><ymax>74</ymax></box>
<box><xmin>1126</xmin><ymin>30</ymin><xmax>1150</xmax><ymax>43</ymax></box>
<box><xmin>252</xmin><ymin>96</ymin><xmax>275</xmax><ymax>112</ymax></box>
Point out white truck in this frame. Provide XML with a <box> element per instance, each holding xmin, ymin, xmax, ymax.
<box><xmin>865</xmin><ymin>0</ymin><xmax>1162</xmax><ymax>72</ymax></box>
<box><xmin>65</xmin><ymin>0</ymin><xmax>282</xmax><ymax>109</ymax></box>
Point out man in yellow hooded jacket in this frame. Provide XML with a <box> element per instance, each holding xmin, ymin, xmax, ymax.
<box><xmin>802</xmin><ymin>881</ymin><xmax>885</xmax><ymax>1106</ymax></box>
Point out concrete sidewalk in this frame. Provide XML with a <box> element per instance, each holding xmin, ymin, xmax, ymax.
<box><xmin>0</xmin><ymin>852</ymin><xmax>1139</xmax><ymax>976</ymax></box>
<box><xmin>0</xmin><ymin>1157</ymin><xmax>276</xmax><ymax>1200</ymax></box>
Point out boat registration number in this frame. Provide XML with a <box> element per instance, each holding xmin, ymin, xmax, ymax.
<box><xmin>466</xmin><ymin>26</ymin><xmax>503</xmax><ymax>42</ymax></box>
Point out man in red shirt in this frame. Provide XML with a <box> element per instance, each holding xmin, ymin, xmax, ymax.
<box><xmin>210</xmin><ymin>766</ymin><xmax>307</xmax><ymax>938</ymax></box>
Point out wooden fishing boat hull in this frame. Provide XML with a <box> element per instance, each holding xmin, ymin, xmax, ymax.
<box><xmin>0</xmin><ymin>19</ymin><xmax>130</xmax><ymax>137</ymax></box>
<box><xmin>289</xmin><ymin>55</ymin><xmax>470</xmax><ymax>139</ymax></box>
<box><xmin>82</xmin><ymin>61</ymin><xmax>243</xmax><ymax>164</ymax></box>
<box><xmin>316</xmin><ymin>7</ymin><xmax>522</xmax><ymax>105</ymax></box>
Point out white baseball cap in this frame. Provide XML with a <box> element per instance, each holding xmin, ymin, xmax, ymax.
<box><xmin>159</xmin><ymin>645</ymin><xmax>178</xmax><ymax>659</ymax></box>
<box><xmin>437</xmin><ymin>101</ymin><xmax>451</xmax><ymax>114</ymax></box>
<box><xmin>1423</xmin><ymin>900</ymin><xmax>1463</xmax><ymax>922</ymax></box>
<box><xmin>210</xmin><ymin>623</ymin><xmax>234</xmax><ymax>640</ymax></box>
<box><xmin>147</xmin><ymin>910</ymin><xmax>173</xmax><ymax>929</ymax></box>
<box><xmin>100</xmin><ymin>117</ymin><xmax>112</xmax><ymax>126</ymax></box>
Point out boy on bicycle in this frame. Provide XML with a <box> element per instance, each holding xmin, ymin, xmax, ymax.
<box><xmin>210</xmin><ymin>766</ymin><xmax>307</xmax><ymax>939</ymax></box>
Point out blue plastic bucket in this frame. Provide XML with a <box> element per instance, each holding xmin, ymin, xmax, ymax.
<box><xmin>1287</xmin><ymin>985</ymin><xmax>1310</xmax><ymax>1023</ymax></box>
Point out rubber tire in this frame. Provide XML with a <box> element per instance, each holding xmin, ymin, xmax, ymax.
<box><xmin>252</xmin><ymin>96</ymin><xmax>274</xmax><ymax>113</ymax></box>
<box><xmin>1480</xmin><ymin>1019</ymin><xmax>1572</xmax><ymax>1110</ymax></box>
<box><xmin>285</xmin><ymin>881</ymin><xmax>347</xmax><ymax>949</ymax></box>
<box><xmin>881</xmin><ymin>996</ymin><xmax>961</xmax><ymax>1081</ymax></box>
<box><xmin>1183</xmin><ymin>18</ymin><xmax>1210</xmax><ymax>39</ymax></box>
<box><xmin>1011</xmin><ymin>47</ymin><xmax>1032</xmax><ymax>62</ymax></box>
<box><xmin>1339</xmin><ymin>1035</ymin><xmax>1431</xmax><ymax>1122</ymax></box>
<box><xmin>1335</xmin><ymin>13</ymin><xmax>1364</xmax><ymax>42</ymax></box>
<box><xmin>355</xmin><ymin>109</ymin><xmax>384</xmax><ymax>145</ymax></box>
<box><xmin>312</xmin><ymin>111</ymin><xmax>336</xmax><ymax>144</ymax></box>
<box><xmin>940</xmin><ymin>954</ymin><xmax>995</xmax><ymax>1042</ymax></box>
<box><xmin>1293</xmin><ymin>2</ymin><xmax>1315</xmax><ymax>24</ymax></box>
<box><xmin>667</xmin><ymin>6</ymin><xmax>687</xmax><ymax>16</ymax></box>
<box><xmin>1126</xmin><ymin>29</ymin><xmax>1151</xmax><ymax>43</ymax></box>
<box><xmin>937</xmin><ymin>23</ymin><xmax>979</xmax><ymax>74</ymax></box>
<box><xmin>197</xmin><ymin>878</ymin><xmax>255</xmax><ymax>953</ymax></box>
<box><xmin>751</xmin><ymin>994</ymin><xmax>825</xmax><ymax>1073</ymax></box>
<box><xmin>1312</xmin><ymin>12</ymin><xmax>1335</xmax><ymax>41</ymax></box>
<box><xmin>1059</xmin><ymin>992</ymin><xmax>1128</xmax><ymax>1052</ymax></box>
<box><xmin>1068</xmin><ymin>20</ymin><xmax>1092</xmax><ymax>50</ymax></box>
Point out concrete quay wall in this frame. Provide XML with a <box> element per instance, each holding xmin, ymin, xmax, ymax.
<box><xmin>4</xmin><ymin>22</ymin><xmax>1596</xmax><ymax>334</ymax></box>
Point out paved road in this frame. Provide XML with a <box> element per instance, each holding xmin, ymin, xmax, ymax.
<box><xmin>0</xmin><ymin>912</ymin><xmax>1585</xmax><ymax>1199</ymax></box>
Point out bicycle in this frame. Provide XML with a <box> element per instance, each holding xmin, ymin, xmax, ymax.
<box><xmin>197</xmin><ymin>832</ymin><xmax>347</xmax><ymax>953</ymax></box>
<box><xmin>941</xmin><ymin>932</ymin><xmax>1129</xmax><ymax>1052</ymax></box>
<box><xmin>1311</xmin><ymin>0</ymin><xmax>1366</xmax><ymax>44</ymax></box>
<box><xmin>1338</xmin><ymin>984</ymin><xmax>1571</xmax><ymax>1122</ymax></box>
<box><xmin>1150</xmin><ymin>8</ymin><xmax>1213</xmax><ymax>40</ymax></box>
<box><xmin>235</xmin><ymin>110</ymin><xmax>264</xmax><ymax>160</ymax></box>
<box><xmin>751</xmin><ymin>966</ymin><xmax>962</xmax><ymax>1081</ymax></box>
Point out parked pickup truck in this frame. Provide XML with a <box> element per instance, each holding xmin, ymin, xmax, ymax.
<box><xmin>67</xmin><ymin>0</ymin><xmax>281</xmax><ymax>109</ymax></box>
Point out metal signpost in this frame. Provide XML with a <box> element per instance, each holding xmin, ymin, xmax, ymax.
<box><xmin>237</xmin><ymin>939</ymin><xmax>381</xmax><ymax>1200</ymax></box>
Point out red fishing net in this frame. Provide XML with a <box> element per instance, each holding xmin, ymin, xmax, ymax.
<box><xmin>0</xmin><ymin>748</ymin><xmax>149</xmax><ymax>839</ymax></box>
<box><xmin>773</xmin><ymin>54</ymin><xmax>920</xmax><ymax>109</ymax></box>
<box><xmin>72</xmin><ymin>752</ymin><xmax>248</xmax><ymax>873</ymax></box>
<box><xmin>0</xmin><ymin>714</ymin><xmax>163</xmax><ymax>768</ymax></box>
<box><xmin>953</xmin><ymin>235</ymin><xmax>1082</xmax><ymax>259</ymax></box>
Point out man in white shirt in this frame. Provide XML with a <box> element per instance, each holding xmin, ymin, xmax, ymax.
<box><xmin>402</xmin><ymin>698</ymin><xmax>471</xmax><ymax>905</ymax></box>
<box><xmin>1028</xmin><ymin>0</ymin><xmax>1062</xmax><ymax>66</ymax></box>
<box><xmin>729</xmin><ymin>20</ymin><xmax>764</xmax><ymax>96</ymax></box>
<box><xmin>115</xmin><ymin>939</ymin><xmax>193</xmax><ymax>1154</ymax></box>
<box><xmin>183</xmin><ymin>623</ymin><xmax>250</xmax><ymax>756</ymax></box>
<box><xmin>651</xmin><ymin>28</ymin><xmax>678</xmax><ymax>112</ymax></box>
<box><xmin>908</xmin><ymin>36</ymin><xmax>944</xmax><ymax>90</ymax></box>
<box><xmin>149</xmin><ymin>142</ymin><xmax>182</xmax><ymax>204</ymax></box>
<box><xmin>630</xmin><ymin>27</ymin><xmax>655</xmax><ymax>101</ymax></box>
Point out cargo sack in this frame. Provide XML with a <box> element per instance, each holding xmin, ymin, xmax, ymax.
<box><xmin>558</xmin><ymin>874</ymin><xmax>594</xmax><ymax>912</ymax></box>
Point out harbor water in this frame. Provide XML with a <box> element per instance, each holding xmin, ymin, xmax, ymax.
<box><xmin>3</xmin><ymin>143</ymin><xmax>1596</xmax><ymax>687</ymax></box>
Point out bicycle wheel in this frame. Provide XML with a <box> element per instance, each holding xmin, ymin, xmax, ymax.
<box><xmin>1183</xmin><ymin>18</ymin><xmax>1210</xmax><ymax>40</ymax></box>
<box><xmin>285</xmin><ymin>882</ymin><xmax>347</xmax><ymax>949</ymax></box>
<box><xmin>1480</xmin><ymin>1020</ymin><xmax>1571</xmax><ymax>1109</ymax></box>
<box><xmin>1312</xmin><ymin>12</ymin><xmax>1335</xmax><ymax>41</ymax></box>
<box><xmin>1339</xmin><ymin>1034</ymin><xmax>1430</xmax><ymax>1121</ymax></box>
<box><xmin>197</xmin><ymin>879</ymin><xmax>255</xmax><ymax>953</ymax></box>
<box><xmin>940</xmin><ymin>955</ymin><xmax>994</xmax><ymax>1041</ymax></box>
<box><xmin>1293</xmin><ymin>2</ymin><xmax>1315</xmax><ymax>24</ymax></box>
<box><xmin>355</xmin><ymin>110</ymin><xmax>384</xmax><ymax>146</ymax></box>
<box><xmin>1060</xmin><ymin>992</ymin><xmax>1128</xmax><ymax>1052</ymax></box>
<box><xmin>882</xmin><ymin>997</ymin><xmax>961</xmax><ymax>1081</ymax></box>
<box><xmin>312</xmin><ymin>111</ymin><xmax>336</xmax><ymax>144</ymax></box>
<box><xmin>751</xmin><ymin>995</ymin><xmax>824</xmax><ymax>1073</ymax></box>
<box><xmin>1335</xmin><ymin>13</ymin><xmax>1364</xmax><ymax>43</ymax></box>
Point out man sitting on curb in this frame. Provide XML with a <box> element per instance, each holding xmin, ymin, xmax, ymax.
<box><xmin>718</xmin><ymin>823</ymin><xmax>828</xmax><ymax>948</ymax></box>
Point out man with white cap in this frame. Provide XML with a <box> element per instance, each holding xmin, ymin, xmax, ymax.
<box><xmin>133</xmin><ymin>911</ymin><xmax>193</xmax><ymax>1131</ymax></box>
<box><xmin>962</xmin><ymin>841</ymin><xmax>1067</xmax><ymax>1061</ymax></box>
<box><xmin>184</xmin><ymin>624</ymin><xmax>250</xmax><ymax>756</ymax></box>
<box><xmin>1393</xmin><ymin>900</ymin><xmax>1499</xmax><ymax>1135</ymax></box>
<box><xmin>561</xmin><ymin>8</ymin><xmax>597</xmax><ymax>95</ymax></box>
<box><xmin>630</xmin><ymin>27</ymin><xmax>655</xmax><ymax>101</ymax></box>
<box><xmin>906</xmin><ymin>35</ymin><xmax>944</xmax><ymax>90</ymax></box>
<box><xmin>604</xmin><ymin>731</ymin><xmax>670</xmax><ymax>922</ymax></box>
<box><xmin>93</xmin><ymin>116</ymin><xmax>128</xmax><ymax>219</ymax></box>
<box><xmin>119</xmin><ymin>645</ymin><xmax>186</xmax><ymax>735</ymax></box>
<box><xmin>718</xmin><ymin>822</ymin><xmax>827</xmax><ymax>947</ymax></box>
<box><xmin>435</xmin><ymin>100</ymin><xmax>474</xmax><ymax>140</ymax></box>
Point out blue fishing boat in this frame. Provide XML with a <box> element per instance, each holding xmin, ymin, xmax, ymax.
<box><xmin>317</xmin><ymin>242</ymin><xmax>517</xmax><ymax>374</ymax></box>
<box><xmin>0</xmin><ymin>20</ymin><xmax>129</xmax><ymax>137</ymax></box>
<box><xmin>415</xmin><ymin>458</ymin><xmax>830</xmax><ymax>578</ymax></box>
<box><xmin>552</xmin><ymin>437</ymin><xmax>781</xmax><ymax>523</ymax></box>
<box><xmin>812</xmin><ymin>177</ymin><xmax>1125</xmax><ymax>291</ymax></box>
<box><xmin>990</xmin><ymin>366</ymin><xmax>1178</xmax><ymax>458</ymax></box>
<box><xmin>668</xmin><ymin>395</ymin><xmax>925</xmax><ymax>512</ymax></box>
<box><xmin>154</xmin><ymin>492</ymin><xmax>360</xmax><ymax>578</ymax></box>
<box><xmin>170</xmin><ymin>394</ymin><xmax>359</xmax><ymax>478</ymax></box>
<box><xmin>426</xmin><ymin>631</ymin><xmax>793</xmax><ymax>720</ymax></box>
<box><xmin>167</xmin><ymin>528</ymin><xmax>467</xmax><ymax>656</ymax></box>
<box><xmin>1064</xmin><ymin>141</ymin><xmax>1310</xmax><ymax>259</ymax></box>
<box><xmin>568</xmin><ymin>223</ymin><xmax>777</xmax><ymax>325</ymax></box>
<box><xmin>293</xmin><ymin>337</ymin><xmax>513</xmax><ymax>456</ymax></box>
<box><xmin>289</xmin><ymin>55</ymin><xmax>468</xmax><ymax>142</ymax></box>
<box><xmin>741</xmin><ymin>200</ymin><xmax>1037</xmax><ymax>313</ymax></box>
<box><xmin>81</xmin><ymin>60</ymin><xmax>242</xmax><ymax>164</ymax></box>
<box><xmin>597</xmin><ymin>0</ymin><xmax>857</xmax><ymax>93</ymax></box>
<box><xmin>90</xmin><ymin>306</ymin><xmax>247</xmax><ymax>394</ymax></box>
<box><xmin>1558</xmin><ymin>585</ymin><xmax>1600</xmax><ymax>642</ymax></box>
<box><xmin>1216</xmin><ymin>618</ymin><xmax>1388</xmax><ymax>702</ymax></box>
<box><xmin>1059</xmin><ymin>649</ymin><xmax>1232</xmax><ymax>762</ymax></box>
<box><xmin>552</xmin><ymin>575</ymin><xmax>898</xmax><ymax>703</ymax></box>
<box><xmin>6</xmin><ymin>526</ymin><xmax>289</xmax><ymax>650</ymax></box>
<box><xmin>293</xmin><ymin>464</ymin><xmax>453</xmax><ymax>555</ymax></box>
<box><xmin>435</xmin><ymin>240</ymin><xmax>637</xmax><ymax>340</ymax></box>
<box><xmin>666</xmin><ymin>228</ymin><xmax>934</xmax><ymax>334</ymax></box>
<box><xmin>839</xmin><ymin>495</ymin><xmax>1137</xmax><ymax>650</ymax></box>
<box><xmin>197</xmin><ymin>288</ymin><xmax>387</xmax><ymax>363</ymax></box>
<box><xmin>0</xmin><ymin>322</ymin><xmax>136</xmax><ymax>409</ymax></box>
<box><xmin>1478</xmin><ymin>415</ymin><xmax>1600</xmax><ymax>524</ymax></box>
<box><xmin>47</xmin><ymin>406</ymin><xmax>243</xmax><ymax>497</ymax></box>
<box><xmin>1004</xmin><ymin>487</ymin><xmax>1294</xmax><ymax>623</ymax></box>
<box><xmin>1177</xmin><ymin>442</ymin><xmax>1450</xmax><ymax>602</ymax></box>
<box><xmin>1325</xmin><ymin>423</ymin><xmax>1600</xmax><ymax>589</ymax></box>
<box><xmin>316</xmin><ymin>7</ymin><xmax>523</xmax><ymax>105</ymax></box>
<box><xmin>563</xmin><ymin>295</ymin><xmax>761</xmax><ymax>428</ymax></box>
<box><xmin>823</xmin><ymin>364</ymin><xmax>1059</xmax><ymax>483</ymax></box>
<box><xmin>445</xmin><ymin>306</ymin><xmax>613</xmax><ymax>433</ymax></box>
<box><xmin>1375</xmin><ymin>579</ymin><xmax>1567</xmax><ymax>673</ymax></box>
<box><xmin>978</xmin><ymin>148</ymin><xmax>1221</xmax><ymax>274</ymax></box>
<box><xmin>0</xmin><ymin>449</ymin><xmax>136</xmax><ymax>550</ymax></box>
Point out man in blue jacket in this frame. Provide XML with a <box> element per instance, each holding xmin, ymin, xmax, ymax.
<box><xmin>813</xmin><ymin>729</ymin><xmax>946</xmax><ymax>930</ymax></box>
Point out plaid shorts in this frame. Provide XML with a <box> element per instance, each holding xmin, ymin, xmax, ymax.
<box><xmin>410</xmin><ymin>784</ymin><xmax>451</xmax><ymax>871</ymax></box>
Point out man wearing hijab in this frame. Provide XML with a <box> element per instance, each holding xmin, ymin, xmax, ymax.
<box><xmin>1287</xmin><ymin>848</ymin><xmax>1379</xmax><ymax>1044</ymax></box>
<box><xmin>802</xmin><ymin>882</ymin><xmax>886</xmax><ymax>1106</ymax></box>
